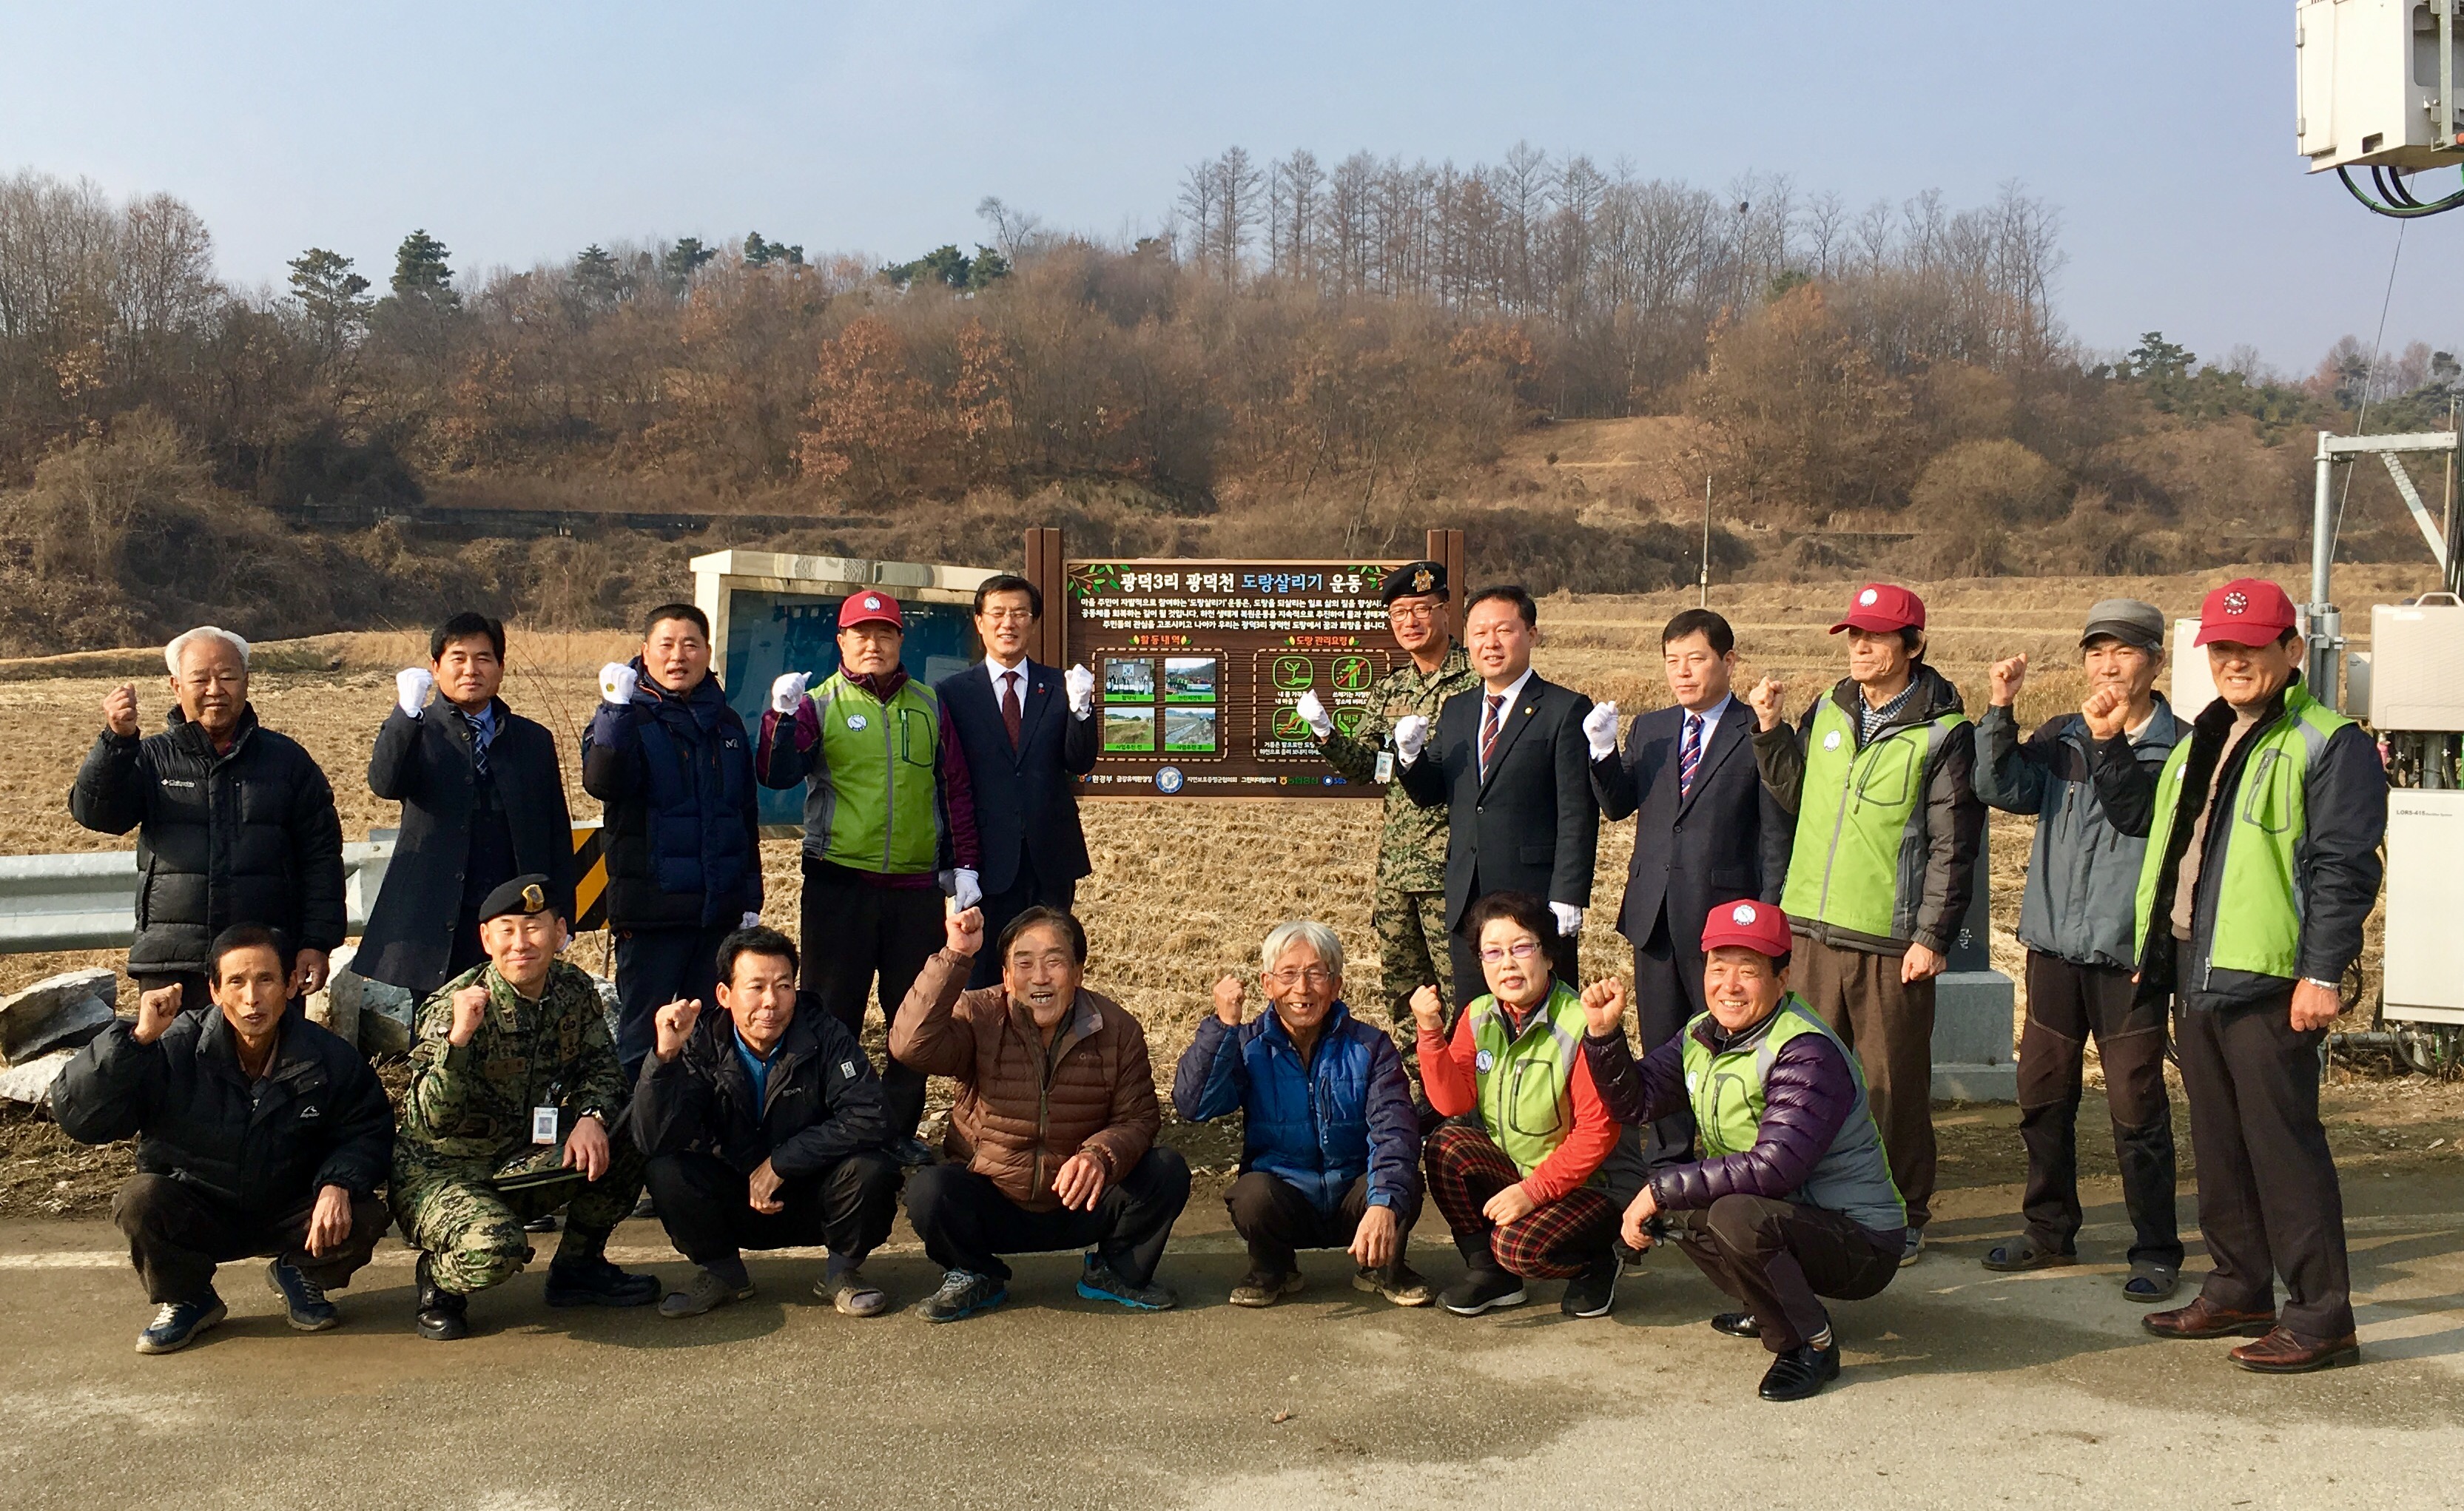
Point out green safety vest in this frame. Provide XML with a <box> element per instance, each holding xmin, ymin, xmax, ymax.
<box><xmin>1468</xmin><ymin>981</ymin><xmax>1589</xmax><ymax>1177</ymax></box>
<box><xmin>1779</xmin><ymin>694</ymin><xmax>1968</xmax><ymax>943</ymax></box>
<box><xmin>2131</xmin><ymin>683</ymin><xmax>2349</xmax><ymax>981</ymax></box>
<box><xmin>802</xmin><ymin>672</ymin><xmax>947</xmax><ymax>875</ymax></box>
<box><xmin>1680</xmin><ymin>994</ymin><xmax>1905</xmax><ymax>1235</ymax></box>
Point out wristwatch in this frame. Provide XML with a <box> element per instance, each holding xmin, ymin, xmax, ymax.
<box><xmin>2300</xmin><ymin>977</ymin><xmax>2340</xmax><ymax>993</ymax></box>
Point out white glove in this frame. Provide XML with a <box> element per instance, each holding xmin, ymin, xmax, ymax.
<box><xmin>599</xmin><ymin>662</ymin><xmax>639</xmax><ymax>706</ymax></box>
<box><xmin>1296</xmin><ymin>690</ymin><xmax>1333</xmax><ymax>739</ymax></box>
<box><xmin>395</xmin><ymin>667</ymin><xmax>434</xmax><ymax>718</ymax></box>
<box><xmin>1393</xmin><ymin>713</ymin><xmax>1430</xmax><ymax>765</ymax></box>
<box><xmin>1550</xmin><ymin>902</ymin><xmax>1584</xmax><ymax>938</ymax></box>
<box><xmin>739</xmin><ymin>911</ymin><xmax>762</xmax><ymax>930</ymax></box>
<box><xmin>770</xmin><ymin>670</ymin><xmax>810</xmax><ymax>715</ymax></box>
<box><xmin>1582</xmin><ymin>701</ymin><xmax>1620</xmax><ymax>761</ymax></box>
<box><xmin>1065</xmin><ymin>664</ymin><xmax>1095</xmax><ymax>717</ymax></box>
<box><xmin>952</xmin><ymin>869</ymin><xmax>983</xmax><ymax>911</ymax></box>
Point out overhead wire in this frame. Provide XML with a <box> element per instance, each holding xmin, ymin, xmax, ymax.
<box><xmin>2329</xmin><ymin>218</ymin><xmax>2409</xmax><ymax>562</ymax></box>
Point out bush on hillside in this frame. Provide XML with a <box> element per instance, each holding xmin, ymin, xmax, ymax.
<box><xmin>1910</xmin><ymin>439</ymin><xmax>2069</xmax><ymax>530</ymax></box>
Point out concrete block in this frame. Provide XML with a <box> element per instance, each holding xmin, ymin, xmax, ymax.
<box><xmin>312</xmin><ymin>952</ymin><xmax>417</xmax><ymax>1058</ymax></box>
<box><xmin>591</xmin><ymin>975</ymin><xmax>620</xmax><ymax>1047</ymax></box>
<box><xmin>0</xmin><ymin>1049</ymin><xmax>75</xmax><ymax>1107</ymax></box>
<box><xmin>0</xmin><ymin>968</ymin><xmax>118</xmax><ymax>1063</ymax></box>
<box><xmin>304</xmin><ymin>944</ymin><xmax>359</xmax><ymax>1046</ymax></box>
<box><xmin>1931</xmin><ymin>969</ymin><xmax>2016</xmax><ymax>1103</ymax></box>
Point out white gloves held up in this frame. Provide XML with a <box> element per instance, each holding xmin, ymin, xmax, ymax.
<box><xmin>1295</xmin><ymin>690</ymin><xmax>1333</xmax><ymax>739</ymax></box>
<box><xmin>396</xmin><ymin>667</ymin><xmax>434</xmax><ymax>718</ymax></box>
<box><xmin>1392</xmin><ymin>713</ymin><xmax>1430</xmax><ymax>764</ymax></box>
<box><xmin>1582</xmin><ymin>701</ymin><xmax>1620</xmax><ymax>761</ymax></box>
<box><xmin>599</xmin><ymin>662</ymin><xmax>639</xmax><ymax>707</ymax></box>
<box><xmin>740</xmin><ymin>912</ymin><xmax>763</xmax><ymax>930</ymax></box>
<box><xmin>1064</xmin><ymin>664</ymin><xmax>1095</xmax><ymax>717</ymax></box>
<box><xmin>770</xmin><ymin>670</ymin><xmax>811</xmax><ymax>715</ymax></box>
<box><xmin>952</xmin><ymin>868</ymin><xmax>983</xmax><ymax>912</ymax></box>
<box><xmin>1550</xmin><ymin>901</ymin><xmax>1585</xmax><ymax>938</ymax></box>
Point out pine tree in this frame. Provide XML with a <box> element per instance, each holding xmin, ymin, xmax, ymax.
<box><xmin>390</xmin><ymin>229</ymin><xmax>459</xmax><ymax>306</ymax></box>
<box><xmin>286</xmin><ymin>248</ymin><xmax>372</xmax><ymax>352</ymax></box>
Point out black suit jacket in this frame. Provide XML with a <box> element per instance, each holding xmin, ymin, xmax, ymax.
<box><xmin>1591</xmin><ymin>699</ymin><xmax>1791</xmax><ymax>949</ymax></box>
<box><xmin>934</xmin><ymin>660</ymin><xmax>1100</xmax><ymax>895</ymax></box>
<box><xmin>1398</xmin><ymin>672</ymin><xmax>1599</xmax><ymax>927</ymax></box>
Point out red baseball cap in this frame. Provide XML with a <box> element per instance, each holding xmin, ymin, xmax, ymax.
<box><xmin>838</xmin><ymin>590</ymin><xmax>905</xmax><ymax>630</ymax></box>
<box><xmin>1831</xmin><ymin>582</ymin><xmax>1926</xmax><ymax>635</ymax></box>
<box><xmin>1700</xmin><ymin>898</ymin><xmax>1792</xmax><ymax>958</ymax></box>
<box><xmin>2192</xmin><ymin>577</ymin><xmax>2298</xmax><ymax>647</ymax></box>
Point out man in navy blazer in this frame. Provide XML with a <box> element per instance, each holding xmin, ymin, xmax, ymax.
<box><xmin>933</xmin><ymin>574</ymin><xmax>1100</xmax><ymax>987</ymax></box>
<box><xmin>1586</xmin><ymin>608</ymin><xmax>1793</xmax><ymax>1171</ymax></box>
<box><xmin>1396</xmin><ymin>585</ymin><xmax>1599</xmax><ymax>998</ymax></box>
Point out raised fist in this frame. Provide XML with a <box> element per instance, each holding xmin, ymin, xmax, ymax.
<box><xmin>769</xmin><ymin>670</ymin><xmax>810</xmax><ymax>715</ymax></box>
<box><xmin>598</xmin><ymin>662</ymin><xmax>639</xmax><ymax>707</ymax></box>
<box><xmin>103</xmin><ymin>683</ymin><xmax>140</xmax><ymax>738</ymax></box>
<box><xmin>1211</xmin><ymin>974</ymin><xmax>1245</xmax><ymax>1026</ymax></box>
<box><xmin>1064</xmin><ymin>664</ymin><xmax>1096</xmax><ymax>715</ymax></box>
<box><xmin>1392</xmin><ymin>714</ymin><xmax>1430</xmax><ymax>761</ymax></box>
<box><xmin>1581</xmin><ymin>701</ymin><xmax>1620</xmax><ymax>761</ymax></box>
<box><xmin>1746</xmin><ymin>676</ymin><xmax>1786</xmax><ymax>732</ymax></box>
<box><xmin>1408</xmin><ymin>983</ymin><xmax>1447</xmax><ymax>1035</ymax></box>
<box><xmin>2082</xmin><ymin>685</ymin><xmax>2128</xmax><ymax>741</ymax></box>
<box><xmin>133</xmin><ymin>982</ymin><xmax>184</xmax><ymax>1044</ymax></box>
<box><xmin>447</xmin><ymin>984</ymin><xmax>490</xmax><ymax>1047</ymax></box>
<box><xmin>1580</xmin><ymin>977</ymin><xmax>1629</xmax><ymax>1038</ymax></box>
<box><xmin>1988</xmin><ymin>654</ymin><xmax>2027</xmax><ymax>708</ymax></box>
<box><xmin>1295</xmin><ymin>690</ymin><xmax>1333</xmax><ymax>739</ymax></box>
<box><xmin>396</xmin><ymin>667</ymin><xmax>435</xmax><ymax>717</ymax></box>
<box><xmin>946</xmin><ymin>905</ymin><xmax>985</xmax><ymax>958</ymax></box>
<box><xmin>653</xmin><ymin>997</ymin><xmax>702</xmax><ymax>1063</ymax></box>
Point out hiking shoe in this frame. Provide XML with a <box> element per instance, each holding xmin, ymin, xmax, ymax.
<box><xmin>1353</xmin><ymin>1262</ymin><xmax>1435</xmax><ymax>1307</ymax></box>
<box><xmin>889</xmin><ymin>1137</ymin><xmax>940</xmax><ymax>1169</ymax></box>
<box><xmin>265</xmin><ymin>1259</ymin><xmax>339</xmax><ymax>1331</ymax></box>
<box><xmin>1078</xmin><ymin>1256</ymin><xmax>1176</xmax><ymax>1311</ymax></box>
<box><xmin>1229</xmin><ymin>1269</ymin><xmax>1305</xmax><ymax>1308</ymax></box>
<box><xmin>1561</xmin><ymin>1253</ymin><xmax>1620</xmax><ymax>1319</ymax></box>
<box><xmin>542</xmin><ymin>1256</ymin><xmax>659</xmax><ymax>1308</ymax></box>
<box><xmin>2122</xmin><ymin>1260</ymin><xmax>2181</xmax><ymax>1304</ymax></box>
<box><xmin>413</xmin><ymin>1253</ymin><xmax>468</xmax><ymax>1342</ymax></box>
<box><xmin>818</xmin><ymin>1267</ymin><xmax>889</xmax><ymax>1318</ymax></box>
<box><xmin>915</xmin><ymin>1269</ymin><xmax>1008</xmax><ymax>1324</ymax></box>
<box><xmin>1711</xmin><ymin>1311</ymin><xmax>1762</xmax><ymax>1339</ymax></box>
<box><xmin>135</xmin><ymin>1295</ymin><xmax>226</xmax><ymax>1355</ymax></box>
<box><xmin>1899</xmin><ymin>1229</ymin><xmax>1925</xmax><ymax>1268</ymax></box>
<box><xmin>1757</xmin><ymin>1342</ymin><xmax>1842</xmax><ymax>1401</ymax></box>
<box><xmin>659</xmin><ymin>1267</ymin><xmax>754</xmax><ymax>1319</ymax></box>
<box><xmin>1439</xmin><ymin>1268</ymin><xmax>1527</xmax><ymax>1316</ymax></box>
<box><xmin>1982</xmin><ymin>1236</ymin><xmax>2076</xmax><ymax>1273</ymax></box>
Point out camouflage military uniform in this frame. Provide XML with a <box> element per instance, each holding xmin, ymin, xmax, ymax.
<box><xmin>391</xmin><ymin>959</ymin><xmax>643</xmax><ymax>1295</ymax></box>
<box><xmin>1316</xmin><ymin>642</ymin><xmax>1478</xmax><ymax>1026</ymax></box>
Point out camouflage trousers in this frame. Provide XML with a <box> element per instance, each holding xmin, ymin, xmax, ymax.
<box><xmin>391</xmin><ymin>1140</ymin><xmax>646</xmax><ymax>1296</ymax></box>
<box><xmin>1373</xmin><ymin>884</ymin><xmax>1454</xmax><ymax>1031</ymax></box>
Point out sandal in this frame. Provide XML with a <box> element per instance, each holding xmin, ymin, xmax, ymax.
<box><xmin>1980</xmin><ymin>1235</ymin><xmax>2078</xmax><ymax>1273</ymax></box>
<box><xmin>2122</xmin><ymin>1259</ymin><xmax>2180</xmax><ymax>1303</ymax></box>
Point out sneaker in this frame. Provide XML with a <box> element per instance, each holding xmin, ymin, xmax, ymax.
<box><xmin>1899</xmin><ymin>1228</ymin><xmax>1925</xmax><ymax>1268</ymax></box>
<box><xmin>265</xmin><ymin>1259</ymin><xmax>339</xmax><ymax>1331</ymax></box>
<box><xmin>1561</xmin><ymin>1253</ymin><xmax>1620</xmax><ymax>1319</ymax></box>
<box><xmin>542</xmin><ymin>1256</ymin><xmax>659</xmax><ymax>1308</ymax></box>
<box><xmin>413</xmin><ymin>1253</ymin><xmax>468</xmax><ymax>1342</ymax></box>
<box><xmin>659</xmin><ymin>1267</ymin><xmax>754</xmax><ymax>1319</ymax></box>
<box><xmin>915</xmin><ymin>1269</ymin><xmax>1009</xmax><ymax>1323</ymax></box>
<box><xmin>1439</xmin><ymin>1268</ymin><xmax>1527</xmax><ymax>1316</ymax></box>
<box><xmin>818</xmin><ymin>1267</ymin><xmax>890</xmax><ymax>1318</ymax></box>
<box><xmin>1229</xmin><ymin>1269</ymin><xmax>1305</xmax><ymax>1308</ymax></box>
<box><xmin>135</xmin><ymin>1294</ymin><xmax>226</xmax><ymax>1355</ymax></box>
<box><xmin>1710</xmin><ymin>1311</ymin><xmax>1762</xmax><ymax>1339</ymax></box>
<box><xmin>1757</xmin><ymin>1342</ymin><xmax>1842</xmax><ymax>1401</ymax></box>
<box><xmin>889</xmin><ymin>1137</ymin><xmax>940</xmax><ymax>1169</ymax></box>
<box><xmin>1078</xmin><ymin>1256</ymin><xmax>1176</xmax><ymax>1311</ymax></box>
<box><xmin>1352</xmin><ymin>1262</ymin><xmax>1435</xmax><ymax>1307</ymax></box>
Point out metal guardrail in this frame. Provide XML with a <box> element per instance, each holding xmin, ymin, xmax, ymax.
<box><xmin>0</xmin><ymin>841</ymin><xmax>397</xmax><ymax>955</ymax></box>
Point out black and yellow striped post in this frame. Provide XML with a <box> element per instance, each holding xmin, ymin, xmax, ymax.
<box><xmin>570</xmin><ymin>821</ymin><xmax>608</xmax><ymax>933</ymax></box>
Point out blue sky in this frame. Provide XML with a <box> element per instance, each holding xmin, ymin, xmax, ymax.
<box><xmin>1</xmin><ymin>0</ymin><xmax>2448</xmax><ymax>374</ymax></box>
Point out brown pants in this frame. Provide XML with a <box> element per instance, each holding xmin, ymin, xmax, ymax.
<box><xmin>1669</xmin><ymin>1194</ymin><xmax>1902</xmax><ymax>1353</ymax></box>
<box><xmin>1794</xmin><ymin>940</ymin><xmax>1936</xmax><ymax>1230</ymax></box>
<box><xmin>113</xmin><ymin>1173</ymin><xmax>388</xmax><ymax>1306</ymax></box>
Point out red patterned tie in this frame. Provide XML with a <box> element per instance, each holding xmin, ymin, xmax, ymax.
<box><xmin>1479</xmin><ymin>693</ymin><xmax>1504</xmax><ymax>776</ymax></box>
<box><xmin>1001</xmin><ymin>670</ymin><xmax>1024</xmax><ymax>749</ymax></box>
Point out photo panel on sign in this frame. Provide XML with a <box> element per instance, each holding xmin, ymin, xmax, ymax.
<box><xmin>1104</xmin><ymin>656</ymin><xmax>1157</xmax><ymax>701</ymax></box>
<box><xmin>1104</xmin><ymin>703</ymin><xmax>1158</xmax><ymax>752</ymax></box>
<box><xmin>1164</xmin><ymin>704</ymin><xmax>1218</xmax><ymax>753</ymax></box>
<box><xmin>1164</xmin><ymin>656</ymin><xmax>1218</xmax><ymax>702</ymax></box>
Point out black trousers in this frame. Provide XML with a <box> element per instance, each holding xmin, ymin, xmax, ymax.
<box><xmin>1669</xmin><ymin>1194</ymin><xmax>1903</xmax><ymax>1354</ymax></box>
<box><xmin>1222</xmin><ymin>1170</ymin><xmax>1421</xmax><ymax>1274</ymax></box>
<box><xmin>968</xmin><ymin>855</ymin><xmax>1077</xmax><ymax>989</ymax></box>
<box><xmin>2018</xmin><ymin>951</ymin><xmax>2181</xmax><ymax>1267</ymax></box>
<box><xmin>1628</xmin><ymin>904</ymin><xmax>1705</xmax><ymax>1171</ymax></box>
<box><xmin>904</xmin><ymin>1147</ymin><xmax>1192</xmax><ymax>1287</ymax></box>
<box><xmin>643</xmin><ymin>1148</ymin><xmax>902</xmax><ymax>1277</ymax></box>
<box><xmin>613</xmin><ymin>920</ymin><xmax>736</xmax><ymax>1087</ymax></box>
<box><xmin>801</xmin><ymin>861</ymin><xmax>947</xmax><ymax>1143</ymax></box>
<box><xmin>2176</xmin><ymin>992</ymin><xmax>2353</xmax><ymax>1342</ymax></box>
<box><xmin>112</xmin><ymin>1173</ymin><xmax>388</xmax><ymax>1306</ymax></box>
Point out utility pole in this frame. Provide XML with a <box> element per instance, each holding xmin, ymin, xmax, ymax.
<box><xmin>1699</xmin><ymin>475</ymin><xmax>1713</xmax><ymax>608</ymax></box>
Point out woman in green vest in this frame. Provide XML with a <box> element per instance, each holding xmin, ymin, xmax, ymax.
<box><xmin>1410</xmin><ymin>891</ymin><xmax>1621</xmax><ymax>1320</ymax></box>
<box><xmin>1580</xmin><ymin>898</ymin><xmax>1907</xmax><ymax>1402</ymax></box>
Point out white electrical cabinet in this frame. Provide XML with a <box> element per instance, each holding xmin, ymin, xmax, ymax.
<box><xmin>2298</xmin><ymin>0</ymin><xmax>2464</xmax><ymax>171</ymax></box>
<box><xmin>2369</xmin><ymin>599</ymin><xmax>2464</xmax><ymax>730</ymax></box>
<box><xmin>2384</xmin><ymin>788</ymin><xmax>2464</xmax><ymax>1023</ymax></box>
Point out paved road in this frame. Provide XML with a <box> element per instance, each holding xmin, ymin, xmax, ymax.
<box><xmin>3</xmin><ymin>1170</ymin><xmax>2459</xmax><ymax>1511</ymax></box>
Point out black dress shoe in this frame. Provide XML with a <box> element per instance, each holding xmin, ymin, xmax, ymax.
<box><xmin>1757</xmin><ymin>1342</ymin><xmax>1841</xmax><ymax>1401</ymax></box>
<box><xmin>1711</xmin><ymin>1311</ymin><xmax>1762</xmax><ymax>1339</ymax></box>
<box><xmin>413</xmin><ymin>1253</ymin><xmax>469</xmax><ymax>1342</ymax></box>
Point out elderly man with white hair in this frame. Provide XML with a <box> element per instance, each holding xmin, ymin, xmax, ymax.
<box><xmin>1172</xmin><ymin>920</ymin><xmax>1431</xmax><ymax>1308</ymax></box>
<box><xmin>71</xmin><ymin>625</ymin><xmax>346</xmax><ymax>1007</ymax></box>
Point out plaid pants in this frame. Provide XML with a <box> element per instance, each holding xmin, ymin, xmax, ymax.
<box><xmin>1424</xmin><ymin>1124</ymin><xmax>1617</xmax><ymax>1279</ymax></box>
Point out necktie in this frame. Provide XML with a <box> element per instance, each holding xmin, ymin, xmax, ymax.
<box><xmin>1000</xmin><ymin>670</ymin><xmax>1024</xmax><ymax>749</ymax></box>
<box><xmin>463</xmin><ymin>711</ymin><xmax>492</xmax><ymax>777</ymax></box>
<box><xmin>1679</xmin><ymin>713</ymin><xmax>1703</xmax><ymax>798</ymax></box>
<box><xmin>1479</xmin><ymin>693</ymin><xmax>1504</xmax><ymax>776</ymax></box>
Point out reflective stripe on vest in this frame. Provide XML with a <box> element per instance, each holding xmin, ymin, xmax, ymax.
<box><xmin>1469</xmin><ymin>981</ymin><xmax>1587</xmax><ymax>1177</ymax></box>
<box><xmin>1780</xmin><ymin>698</ymin><xmax>1965</xmax><ymax>940</ymax></box>
<box><xmin>808</xmin><ymin>673</ymin><xmax>944</xmax><ymax>875</ymax></box>
<box><xmin>2132</xmin><ymin>684</ymin><xmax>2348</xmax><ymax>982</ymax></box>
<box><xmin>1679</xmin><ymin>995</ymin><xmax>1906</xmax><ymax>1234</ymax></box>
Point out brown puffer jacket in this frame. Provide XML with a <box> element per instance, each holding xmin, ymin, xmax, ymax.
<box><xmin>889</xmin><ymin>947</ymin><xmax>1159</xmax><ymax>1211</ymax></box>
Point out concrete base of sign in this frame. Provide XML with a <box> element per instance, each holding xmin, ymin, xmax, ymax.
<box><xmin>1931</xmin><ymin>969</ymin><xmax>2017</xmax><ymax>1104</ymax></box>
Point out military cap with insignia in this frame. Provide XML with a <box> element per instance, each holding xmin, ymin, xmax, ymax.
<box><xmin>477</xmin><ymin>873</ymin><xmax>562</xmax><ymax>923</ymax></box>
<box><xmin>1381</xmin><ymin>559</ymin><xmax>1448</xmax><ymax>605</ymax></box>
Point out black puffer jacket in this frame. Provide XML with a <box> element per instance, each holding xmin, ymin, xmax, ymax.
<box><xmin>69</xmin><ymin>706</ymin><xmax>346</xmax><ymax>977</ymax></box>
<box><xmin>53</xmin><ymin>1008</ymin><xmax>394</xmax><ymax>1208</ymax></box>
<box><xmin>630</xmin><ymin>994</ymin><xmax>886</xmax><ymax>1179</ymax></box>
<box><xmin>580</xmin><ymin>664</ymin><xmax>762</xmax><ymax>930</ymax></box>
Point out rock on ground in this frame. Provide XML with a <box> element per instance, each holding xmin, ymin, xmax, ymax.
<box><xmin>0</xmin><ymin>969</ymin><xmax>116</xmax><ymax>1063</ymax></box>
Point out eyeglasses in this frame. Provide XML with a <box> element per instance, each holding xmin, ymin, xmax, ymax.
<box><xmin>1265</xmin><ymin>966</ymin><xmax>1335</xmax><ymax>987</ymax></box>
<box><xmin>1478</xmin><ymin>941</ymin><xmax>1544</xmax><ymax>964</ymax></box>
<box><xmin>980</xmin><ymin>608</ymin><xmax>1037</xmax><ymax>624</ymax></box>
<box><xmin>1387</xmin><ymin>605</ymin><xmax>1438</xmax><ymax>624</ymax></box>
